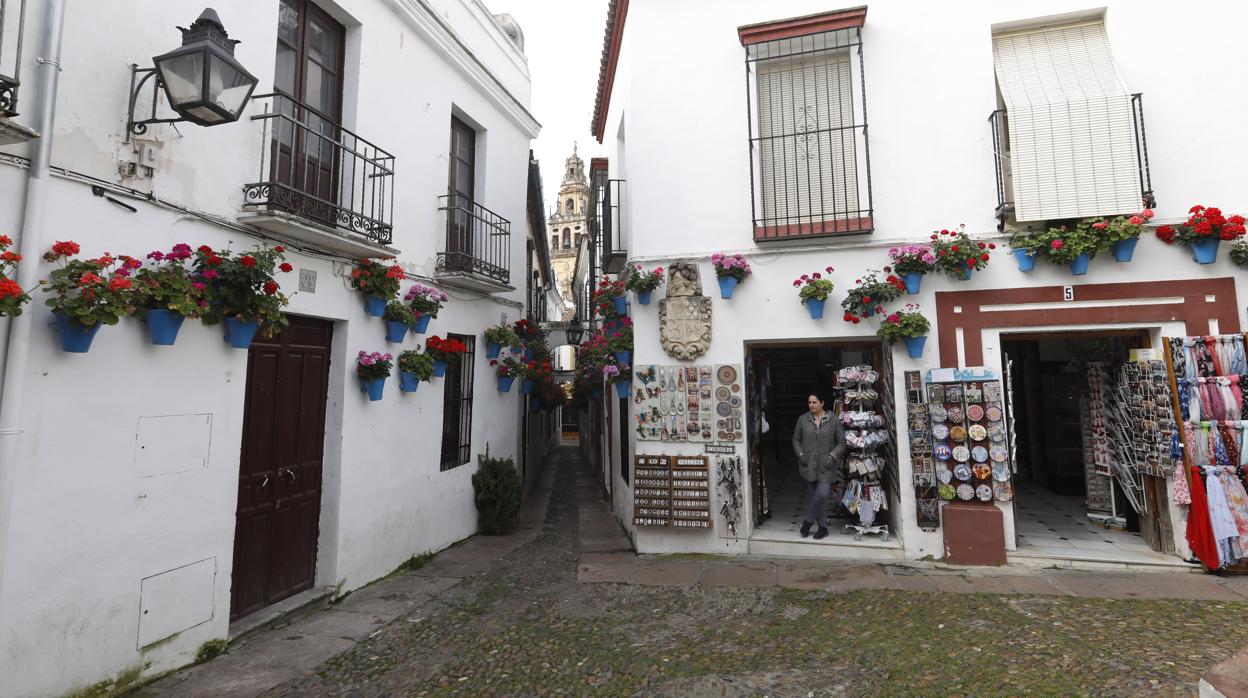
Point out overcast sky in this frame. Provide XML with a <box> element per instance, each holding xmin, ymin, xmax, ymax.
<box><xmin>487</xmin><ymin>0</ymin><xmax>610</xmax><ymax>216</ymax></box>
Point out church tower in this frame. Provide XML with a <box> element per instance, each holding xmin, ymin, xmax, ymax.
<box><xmin>548</xmin><ymin>145</ymin><xmax>590</xmax><ymax>308</ymax></box>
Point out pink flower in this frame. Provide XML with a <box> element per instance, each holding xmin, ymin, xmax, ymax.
<box><xmin>1092</xmin><ymin>221</ymin><xmax>1109</xmax><ymax>231</ymax></box>
<box><xmin>1142</xmin><ymin>209</ymin><xmax>1155</xmax><ymax>219</ymax></box>
<box><xmin>201</xmin><ymin>269</ymin><xmax>219</xmax><ymax>280</ymax></box>
<box><xmin>812</xmin><ymin>272</ymin><xmax>821</xmax><ymax>279</ymax></box>
<box><xmin>1128</xmin><ymin>216</ymin><xmax>1143</xmax><ymax>226</ymax></box>
<box><xmin>1050</xmin><ymin>240</ymin><xmax>1064</xmax><ymax>250</ymax></box>
<box><xmin>192</xmin><ymin>281</ymin><xmax>206</xmax><ymax>290</ymax></box>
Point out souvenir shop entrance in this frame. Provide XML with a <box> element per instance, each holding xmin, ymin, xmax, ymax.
<box><xmin>1000</xmin><ymin>329</ymin><xmax>1181</xmax><ymax>565</ymax></box>
<box><xmin>745</xmin><ymin>340</ymin><xmax>901</xmax><ymax>555</ymax></box>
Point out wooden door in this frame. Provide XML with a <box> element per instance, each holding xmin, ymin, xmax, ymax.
<box><xmin>446</xmin><ymin>117</ymin><xmax>476</xmax><ymax>270</ymax></box>
<box><xmin>231</xmin><ymin>316</ymin><xmax>334</xmax><ymax>620</ymax></box>
<box><xmin>274</xmin><ymin>0</ymin><xmax>344</xmax><ymax>217</ymax></box>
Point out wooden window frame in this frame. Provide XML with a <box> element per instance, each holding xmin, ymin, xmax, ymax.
<box><xmin>440</xmin><ymin>333</ymin><xmax>476</xmax><ymax>470</ymax></box>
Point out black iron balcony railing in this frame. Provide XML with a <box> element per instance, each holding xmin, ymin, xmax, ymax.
<box><xmin>989</xmin><ymin>93</ymin><xmax>1154</xmax><ymax>230</ymax></box>
<box><xmin>589</xmin><ymin>172</ymin><xmax>626</xmax><ymax>274</ymax></box>
<box><xmin>0</xmin><ymin>0</ymin><xmax>28</xmax><ymax>117</ymax></box>
<box><xmin>437</xmin><ymin>192</ymin><xmax>511</xmax><ymax>284</ymax></box>
<box><xmin>243</xmin><ymin>91</ymin><xmax>395</xmax><ymax>245</ymax></box>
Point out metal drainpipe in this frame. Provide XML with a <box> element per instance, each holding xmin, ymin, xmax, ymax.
<box><xmin>0</xmin><ymin>0</ymin><xmax>67</xmax><ymax>624</ymax></box>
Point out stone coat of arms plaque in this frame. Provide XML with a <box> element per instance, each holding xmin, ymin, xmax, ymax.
<box><xmin>659</xmin><ymin>262</ymin><xmax>712</xmax><ymax>361</ymax></box>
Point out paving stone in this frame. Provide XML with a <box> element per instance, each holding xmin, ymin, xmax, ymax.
<box><xmin>283</xmin><ymin>608</ymin><xmax>389</xmax><ymax>641</ymax></box>
<box><xmin>635</xmin><ymin>560</ymin><xmax>703</xmax><ymax>586</ymax></box>
<box><xmin>1044</xmin><ymin>571</ymin><xmax>1151</xmax><ymax>599</ymax></box>
<box><xmin>825</xmin><ymin>565</ymin><xmax>890</xmax><ymax>593</ymax></box>
<box><xmin>969</xmin><ymin>574</ymin><xmax>1066</xmax><ymax>596</ymax></box>
<box><xmin>776</xmin><ymin>564</ymin><xmax>832</xmax><ymax>590</ymax></box>
<box><xmin>1135</xmin><ymin>573</ymin><xmax>1244</xmax><ymax>601</ymax></box>
<box><xmin>883</xmin><ymin>571</ymin><xmax>941</xmax><ymax>593</ymax></box>
<box><xmin>167</xmin><ymin>632</ymin><xmax>355</xmax><ymax>697</ymax></box>
<box><xmin>701</xmin><ymin>562</ymin><xmax>776</xmax><ymax>588</ymax></box>
<box><xmin>1203</xmin><ymin>645</ymin><xmax>1248</xmax><ymax>698</ymax></box>
<box><xmin>577</xmin><ymin>561</ymin><xmax>640</xmax><ymax>584</ymax></box>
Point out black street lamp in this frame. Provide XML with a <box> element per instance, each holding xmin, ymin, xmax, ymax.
<box><xmin>127</xmin><ymin>8</ymin><xmax>258</xmax><ymax>135</ymax></box>
<box><xmin>565</xmin><ymin>318</ymin><xmax>585</xmax><ymax>346</ymax></box>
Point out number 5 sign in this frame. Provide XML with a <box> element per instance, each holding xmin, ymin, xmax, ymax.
<box><xmin>1063</xmin><ymin>286</ymin><xmax>1075</xmax><ymax>302</ymax></box>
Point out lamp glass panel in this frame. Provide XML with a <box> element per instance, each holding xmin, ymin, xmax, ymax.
<box><xmin>185</xmin><ymin>105</ymin><xmax>227</xmax><ymax>123</ymax></box>
<box><xmin>156</xmin><ymin>52</ymin><xmax>205</xmax><ymax>107</ymax></box>
<box><xmin>208</xmin><ymin>54</ymin><xmax>256</xmax><ymax>117</ymax></box>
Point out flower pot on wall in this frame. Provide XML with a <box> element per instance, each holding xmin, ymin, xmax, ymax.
<box><xmin>360</xmin><ymin>377</ymin><xmax>386</xmax><ymax>401</ymax></box>
<box><xmin>1012</xmin><ymin>249</ymin><xmax>1036</xmax><ymax>272</ymax></box>
<box><xmin>1191</xmin><ymin>238</ymin><xmax>1220</xmax><ymax>264</ymax></box>
<box><xmin>959</xmin><ymin>268</ymin><xmax>974</xmax><ymax>281</ymax></box>
<box><xmin>901</xmin><ymin>273</ymin><xmax>922</xmax><ymax>295</ymax></box>
<box><xmin>223</xmin><ymin>317</ymin><xmax>260</xmax><ymax>349</ymax></box>
<box><xmin>863</xmin><ymin>307</ymin><xmax>875</xmax><ymax>318</ymax></box>
<box><xmin>399</xmin><ymin>372</ymin><xmax>421</xmax><ymax>392</ymax></box>
<box><xmin>486</xmin><ymin>341</ymin><xmax>502</xmax><ymax>359</ymax></box>
<box><xmin>364</xmin><ymin>295</ymin><xmax>386</xmax><ymax>317</ymax></box>
<box><xmin>614</xmin><ymin>350</ymin><xmax>632</xmax><ymax>366</ymax></box>
<box><xmin>497</xmin><ymin>375</ymin><xmax>515</xmax><ymax>393</ymax></box>
<box><xmin>614</xmin><ymin>379</ymin><xmax>631</xmax><ymax>399</ymax></box>
<box><xmin>432</xmin><ymin>360</ymin><xmax>448</xmax><ymax>378</ymax></box>
<box><xmin>636</xmin><ymin>290</ymin><xmax>652</xmax><ymax>305</ymax></box>
<box><xmin>145</xmin><ymin>309</ymin><xmax>185</xmax><ymax>346</ymax></box>
<box><xmin>385</xmin><ymin>320</ymin><xmax>408</xmax><ymax>343</ymax></box>
<box><xmin>54</xmin><ymin>313</ymin><xmax>102</xmax><ymax>353</ymax></box>
<box><xmin>904</xmin><ymin>335</ymin><xmax>927</xmax><ymax>359</ymax></box>
<box><xmin>804</xmin><ymin>298</ymin><xmax>826</xmax><ymax>320</ymax></box>
<box><xmin>612</xmin><ymin>296</ymin><xmax>628</xmax><ymax>315</ymax></box>
<box><xmin>718</xmin><ymin>277</ymin><xmax>738</xmax><ymax>299</ymax></box>
<box><xmin>520</xmin><ymin>378</ymin><xmax>536</xmax><ymax>395</ymax></box>
<box><xmin>411</xmin><ymin>314</ymin><xmax>431</xmax><ymax>334</ymax></box>
<box><xmin>1069</xmin><ymin>253</ymin><xmax>1090</xmax><ymax>275</ymax></box>
<box><xmin>1111</xmin><ymin>237</ymin><xmax>1138</xmax><ymax>262</ymax></box>
<box><xmin>529</xmin><ymin>397</ymin><xmax>542</xmax><ymax>412</ymax></box>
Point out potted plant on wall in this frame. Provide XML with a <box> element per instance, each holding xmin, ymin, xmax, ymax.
<box><xmin>491</xmin><ymin>355</ymin><xmax>523</xmax><ymax>393</ymax></box>
<box><xmin>382</xmin><ymin>301</ymin><xmax>415</xmax><ymax>343</ymax></box>
<box><xmin>877</xmin><ymin>304</ymin><xmax>932</xmax><ymax>359</ymax></box>
<box><xmin>352</xmin><ymin>260</ymin><xmax>404</xmax><ymax>317</ymax></box>
<box><xmin>483</xmin><ymin>323</ymin><xmax>517</xmax><ymax>359</ymax></box>
<box><xmin>356</xmin><ymin>350</ymin><xmax>393</xmax><ymax>401</ymax></box>
<box><xmin>841</xmin><ymin>269</ymin><xmax>906</xmax><ymax>321</ymax></box>
<box><xmin>1007</xmin><ymin>229</ymin><xmax>1044</xmax><ymax>272</ymax></box>
<box><xmin>793</xmin><ymin>266</ymin><xmax>835</xmax><ymax>320</ymax></box>
<box><xmin>603</xmin><ymin>362</ymin><xmax>630</xmax><ymax>399</ymax></box>
<box><xmin>397</xmin><ymin>348</ymin><xmax>433</xmax><ymax>392</ymax></box>
<box><xmin>930</xmin><ymin>225</ymin><xmax>993</xmax><ymax>280</ymax></box>
<box><xmin>1093</xmin><ymin>207</ymin><xmax>1154</xmax><ymax>262</ymax></box>
<box><xmin>886</xmin><ymin>245</ymin><xmax>935</xmax><ymax>294</ymax></box>
<box><xmin>425</xmin><ymin>334</ymin><xmax>468</xmax><ymax>377</ymax></box>
<box><xmin>42</xmin><ymin>241</ymin><xmax>134</xmax><ymax>353</ymax></box>
<box><xmin>1035</xmin><ymin>221</ymin><xmax>1104</xmax><ymax>275</ymax></box>
<box><xmin>593</xmin><ymin>278</ymin><xmax>627</xmax><ymax>318</ymax></box>
<box><xmin>405</xmin><ymin>283</ymin><xmax>448</xmax><ymax>333</ymax></box>
<box><xmin>606</xmin><ymin>316</ymin><xmax>633</xmax><ymax>365</ymax></box>
<box><xmin>196</xmin><ymin>245</ymin><xmax>291</xmax><ymax>349</ymax></box>
<box><xmin>131</xmin><ymin>244</ymin><xmax>208</xmax><ymax>345</ymax></box>
<box><xmin>623</xmin><ymin>263</ymin><xmax>664</xmax><ymax>305</ymax></box>
<box><xmin>1156</xmin><ymin>205</ymin><xmax>1246</xmax><ymax>264</ymax></box>
<box><xmin>0</xmin><ymin>235</ymin><xmax>32</xmax><ymax>318</ymax></box>
<box><xmin>710</xmin><ymin>253</ymin><xmax>751</xmax><ymax>299</ymax></box>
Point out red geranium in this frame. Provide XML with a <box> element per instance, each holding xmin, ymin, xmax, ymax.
<box><xmin>1157</xmin><ymin>204</ymin><xmax>1246</xmax><ymax>246</ymax></box>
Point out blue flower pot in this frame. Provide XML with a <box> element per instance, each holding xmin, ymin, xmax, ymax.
<box><xmin>360</xmin><ymin>377</ymin><xmax>385</xmax><ymax>401</ymax></box>
<box><xmin>224</xmin><ymin>317</ymin><xmax>260</xmax><ymax>349</ymax></box>
<box><xmin>145</xmin><ymin>309</ymin><xmax>184</xmax><ymax>346</ymax></box>
<box><xmin>959</xmin><ymin>268</ymin><xmax>974</xmax><ymax>281</ymax></box>
<box><xmin>1111</xmin><ymin>237</ymin><xmax>1138</xmax><ymax>263</ymax></box>
<box><xmin>399</xmin><ymin>371</ymin><xmax>421</xmax><ymax>392</ymax></box>
<box><xmin>718</xmin><ymin>276</ymin><xmax>738</xmax><ymax>299</ymax></box>
<box><xmin>637</xmin><ymin>290</ymin><xmax>652</xmax><ymax>305</ymax></box>
<box><xmin>1012</xmin><ymin>249</ymin><xmax>1037</xmax><ymax>272</ymax></box>
<box><xmin>486</xmin><ymin>341</ymin><xmax>502</xmax><ymax>359</ymax></box>
<box><xmin>1069</xmin><ymin>253</ymin><xmax>1090</xmax><ymax>275</ymax></box>
<box><xmin>411</xmin><ymin>314</ymin><xmax>431</xmax><ymax>334</ymax></box>
<box><xmin>863</xmin><ymin>307</ymin><xmax>875</xmax><ymax>318</ymax></box>
<box><xmin>385</xmin><ymin>320</ymin><xmax>408</xmax><ymax>343</ymax></box>
<box><xmin>529</xmin><ymin>397</ymin><xmax>542</xmax><ymax>413</ymax></box>
<box><xmin>805</xmin><ymin>298</ymin><xmax>826</xmax><ymax>320</ymax></box>
<box><xmin>432</xmin><ymin>360</ymin><xmax>447</xmax><ymax>377</ymax></box>
<box><xmin>614</xmin><ymin>350</ymin><xmax>632</xmax><ymax>366</ymax></box>
<box><xmin>1191</xmin><ymin>238</ymin><xmax>1220</xmax><ymax>264</ymax></box>
<box><xmin>902</xmin><ymin>273</ymin><xmax>922</xmax><ymax>295</ymax></box>
<box><xmin>364</xmin><ymin>295</ymin><xmax>386</xmax><ymax>317</ymax></box>
<box><xmin>612</xmin><ymin>296</ymin><xmax>628</xmax><ymax>315</ymax></box>
<box><xmin>498</xmin><ymin>375</ymin><xmax>515</xmax><ymax>393</ymax></box>
<box><xmin>522</xmin><ymin>349</ymin><xmax>533</xmax><ymax>363</ymax></box>
<box><xmin>591</xmin><ymin>387</ymin><xmax>603</xmax><ymax>399</ymax></box>
<box><xmin>520</xmin><ymin>378</ymin><xmax>536</xmax><ymax>395</ymax></box>
<box><xmin>904</xmin><ymin>335</ymin><xmax>927</xmax><ymax>359</ymax></box>
<box><xmin>54</xmin><ymin>313</ymin><xmax>102</xmax><ymax>353</ymax></box>
<box><xmin>615</xmin><ymin>379</ymin><xmax>631</xmax><ymax>399</ymax></box>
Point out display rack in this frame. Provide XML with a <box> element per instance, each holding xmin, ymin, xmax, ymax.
<box><xmin>926</xmin><ymin>376</ymin><xmax>1013</xmax><ymax>505</ymax></box>
<box><xmin>837</xmin><ymin>365</ymin><xmax>890</xmax><ymax>541</ymax></box>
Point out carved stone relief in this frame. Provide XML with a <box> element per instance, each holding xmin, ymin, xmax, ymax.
<box><xmin>659</xmin><ymin>262</ymin><xmax>712</xmax><ymax>361</ymax></box>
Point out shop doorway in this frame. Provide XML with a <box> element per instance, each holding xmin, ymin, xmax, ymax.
<box><xmin>1001</xmin><ymin>329</ymin><xmax>1177</xmax><ymax>564</ymax></box>
<box><xmin>746</xmin><ymin>341</ymin><xmax>899</xmax><ymax>548</ymax></box>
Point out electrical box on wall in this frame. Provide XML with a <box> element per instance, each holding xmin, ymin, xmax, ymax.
<box><xmin>133</xmin><ymin>414</ymin><xmax>212</xmax><ymax>478</ymax></box>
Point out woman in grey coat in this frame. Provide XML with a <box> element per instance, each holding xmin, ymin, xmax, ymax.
<box><xmin>792</xmin><ymin>391</ymin><xmax>847</xmax><ymax>539</ymax></box>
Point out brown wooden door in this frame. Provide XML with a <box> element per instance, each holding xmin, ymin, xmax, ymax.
<box><xmin>446</xmin><ymin>117</ymin><xmax>476</xmax><ymax>270</ymax></box>
<box><xmin>231</xmin><ymin>316</ymin><xmax>334</xmax><ymax>620</ymax></box>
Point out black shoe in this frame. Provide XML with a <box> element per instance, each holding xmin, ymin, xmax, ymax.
<box><xmin>813</xmin><ymin>526</ymin><xmax>829</xmax><ymax>540</ymax></box>
<box><xmin>799</xmin><ymin>520</ymin><xmax>812</xmax><ymax>538</ymax></box>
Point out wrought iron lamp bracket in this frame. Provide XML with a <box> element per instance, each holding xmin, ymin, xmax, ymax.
<box><xmin>125</xmin><ymin>64</ymin><xmax>185</xmax><ymax>140</ymax></box>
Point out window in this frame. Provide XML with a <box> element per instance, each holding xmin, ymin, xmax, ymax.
<box><xmin>740</xmin><ymin>8</ymin><xmax>872</xmax><ymax>242</ymax></box>
<box><xmin>551</xmin><ymin>234</ymin><xmax>559</xmax><ymax>250</ymax></box>
<box><xmin>440</xmin><ymin>333</ymin><xmax>475</xmax><ymax>470</ymax></box>
<box><xmin>562</xmin><ymin>228</ymin><xmax>571</xmax><ymax>248</ymax></box>
<box><xmin>445</xmin><ymin>116</ymin><xmax>477</xmax><ymax>268</ymax></box>
<box><xmin>991</xmin><ymin>19</ymin><xmax>1152</xmax><ymax>222</ymax></box>
<box><xmin>566</xmin><ymin>198</ymin><xmax>575</xmax><ymax>215</ymax></box>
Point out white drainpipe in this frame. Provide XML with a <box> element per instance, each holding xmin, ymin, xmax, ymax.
<box><xmin>0</xmin><ymin>0</ymin><xmax>67</xmax><ymax>626</ymax></box>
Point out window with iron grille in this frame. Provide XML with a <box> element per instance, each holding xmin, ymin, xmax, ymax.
<box><xmin>742</xmin><ymin>16</ymin><xmax>872</xmax><ymax>242</ymax></box>
<box><xmin>440</xmin><ymin>333</ymin><xmax>475</xmax><ymax>470</ymax></box>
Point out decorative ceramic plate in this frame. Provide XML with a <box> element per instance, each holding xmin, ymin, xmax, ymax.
<box><xmin>716</xmin><ymin>402</ymin><xmax>732</xmax><ymax>417</ymax></box>
<box><xmin>985</xmin><ymin>405</ymin><xmax>1003</xmax><ymax>422</ymax></box>
<box><xmin>987</xmin><ymin>424</ymin><xmax>1007</xmax><ymax>440</ymax></box>
<box><xmin>928</xmin><ymin>385</ymin><xmax>946</xmax><ymax>403</ymax></box>
<box><xmin>931</xmin><ymin>424</ymin><xmax>950</xmax><ymax>440</ymax></box>
<box><xmin>717</xmin><ymin>365</ymin><xmax>737</xmax><ymax>384</ymax></box>
<box><xmin>937</xmin><ymin>469</ymin><xmax>953</xmax><ymax>484</ymax></box>
<box><xmin>947</xmin><ymin>406</ymin><xmax>965</xmax><ymax>423</ymax></box>
<box><xmin>949</xmin><ymin>425</ymin><xmax>967</xmax><ymax>442</ymax></box>
<box><xmin>933</xmin><ymin>444</ymin><xmax>953</xmax><ymax>461</ymax></box>
<box><xmin>929</xmin><ymin>405</ymin><xmax>948</xmax><ymax>422</ymax></box>
<box><xmin>953</xmin><ymin>445</ymin><xmax>971</xmax><ymax>462</ymax></box>
<box><xmin>731</xmin><ymin>383</ymin><xmax>741</xmax><ymax>393</ymax></box>
<box><xmin>990</xmin><ymin>445</ymin><xmax>1009</xmax><ymax>462</ymax></box>
<box><xmin>729</xmin><ymin>396</ymin><xmax>742</xmax><ymax>407</ymax></box>
<box><xmin>716</xmin><ymin>387</ymin><xmax>731</xmax><ymax>400</ymax></box>
<box><xmin>976</xmin><ymin>484</ymin><xmax>993</xmax><ymax>502</ymax></box>
<box><xmin>972</xmin><ymin>463</ymin><xmax>992</xmax><ymax>480</ymax></box>
<box><xmin>968</xmin><ymin>424</ymin><xmax>987</xmax><ymax>441</ymax></box>
<box><xmin>966</xmin><ymin>404</ymin><xmax>985</xmax><ymax>422</ymax></box>
<box><xmin>938</xmin><ymin>483</ymin><xmax>956</xmax><ymax>500</ymax></box>
<box><xmin>956</xmin><ymin>483</ymin><xmax>975</xmax><ymax>500</ymax></box>
<box><xmin>953</xmin><ymin>463</ymin><xmax>973</xmax><ymax>481</ymax></box>
<box><xmin>992</xmin><ymin>462</ymin><xmax>1011</xmax><ymax>481</ymax></box>
<box><xmin>994</xmin><ymin>482</ymin><xmax>1013</xmax><ymax>501</ymax></box>
<box><xmin>972</xmin><ymin>445</ymin><xmax>989</xmax><ymax>463</ymax></box>
<box><xmin>945</xmin><ymin>385</ymin><xmax>964</xmax><ymax>403</ymax></box>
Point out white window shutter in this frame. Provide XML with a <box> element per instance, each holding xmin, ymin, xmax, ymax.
<box><xmin>993</xmin><ymin>21</ymin><xmax>1141</xmax><ymax>222</ymax></box>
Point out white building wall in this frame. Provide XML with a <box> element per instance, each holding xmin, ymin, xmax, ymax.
<box><xmin>0</xmin><ymin>1</ymin><xmax>536</xmax><ymax>696</ymax></box>
<box><xmin>600</xmin><ymin>0</ymin><xmax>1248</xmax><ymax>559</ymax></box>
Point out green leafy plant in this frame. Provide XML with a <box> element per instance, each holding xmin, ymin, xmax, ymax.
<box><xmin>351</xmin><ymin>259</ymin><xmax>405</xmax><ymax>300</ymax></box>
<box><xmin>592</xmin><ymin>278</ymin><xmax>626</xmax><ymax>318</ymax></box>
<box><xmin>356</xmin><ymin>350</ymin><xmax>393</xmax><ymax>380</ymax></box>
<box><xmin>841</xmin><ymin>269</ymin><xmax>906</xmax><ymax>321</ymax></box>
<box><xmin>383</xmin><ymin>301</ymin><xmax>416</xmax><ymax>325</ymax></box>
<box><xmin>195</xmin><ymin>244</ymin><xmax>292</xmax><ymax>337</ymax></box>
<box><xmin>472</xmin><ymin>451</ymin><xmax>522</xmax><ymax>535</ymax></box>
<box><xmin>0</xmin><ymin>234</ymin><xmax>33</xmax><ymax>317</ymax></box>
<box><xmin>133</xmin><ymin>243</ymin><xmax>207</xmax><ymax>317</ymax></box>
<box><xmin>929</xmin><ymin>225</ymin><xmax>993</xmax><ymax>277</ymax></box>
<box><xmin>792</xmin><ymin>265</ymin><xmax>835</xmax><ymax>302</ymax></box>
<box><xmin>1090</xmin><ymin>208</ymin><xmax>1155</xmax><ymax>244</ymax></box>
<box><xmin>605</xmin><ymin>317</ymin><xmax>633</xmax><ymax>353</ymax></box>
<box><xmin>1033</xmin><ymin>221</ymin><xmax>1106</xmax><ymax>264</ymax></box>
<box><xmin>42</xmin><ymin>241</ymin><xmax>133</xmax><ymax>326</ymax></box>
<box><xmin>484</xmin><ymin>323</ymin><xmax>517</xmax><ymax>347</ymax></box>
<box><xmin>1007</xmin><ymin>229</ymin><xmax>1045</xmax><ymax>257</ymax></box>
<box><xmin>623</xmin><ymin>263</ymin><xmax>664</xmax><ymax>293</ymax></box>
<box><xmin>490</xmin><ymin>355</ymin><xmax>524</xmax><ymax>378</ymax></box>
<box><xmin>877</xmin><ymin>304</ymin><xmax>931</xmax><ymax>343</ymax></box>
<box><xmin>398</xmin><ymin>348</ymin><xmax>434</xmax><ymax>380</ymax></box>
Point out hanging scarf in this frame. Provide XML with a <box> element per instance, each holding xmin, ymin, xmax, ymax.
<box><xmin>1187</xmin><ymin>465</ymin><xmax>1221</xmax><ymax>570</ymax></box>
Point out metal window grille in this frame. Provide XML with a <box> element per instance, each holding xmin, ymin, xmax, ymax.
<box><xmin>589</xmin><ymin>169</ymin><xmax>626</xmax><ymax>273</ymax></box>
<box><xmin>440</xmin><ymin>334</ymin><xmax>476</xmax><ymax>470</ymax></box>
<box><xmin>437</xmin><ymin>193</ymin><xmax>512</xmax><ymax>284</ymax></box>
<box><xmin>619</xmin><ymin>396</ymin><xmax>629</xmax><ymax>485</ymax></box>
<box><xmin>0</xmin><ymin>0</ymin><xmax>28</xmax><ymax>117</ymax></box>
<box><xmin>746</xmin><ymin>27</ymin><xmax>873</xmax><ymax>241</ymax></box>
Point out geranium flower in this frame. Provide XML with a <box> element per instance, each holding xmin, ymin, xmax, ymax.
<box><xmin>279</xmin><ymin>263</ymin><xmax>293</xmax><ymax>273</ymax></box>
<box><xmin>239</xmin><ymin>255</ymin><xmax>257</xmax><ymax>268</ymax></box>
<box><xmin>263</xmin><ymin>281</ymin><xmax>279</xmax><ymax>295</ymax></box>
<box><xmin>0</xmin><ymin>278</ymin><xmax>23</xmax><ymax>298</ymax></box>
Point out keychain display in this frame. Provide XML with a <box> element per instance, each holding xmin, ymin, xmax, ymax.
<box><xmin>838</xmin><ymin>365</ymin><xmax>891</xmax><ymax>540</ymax></box>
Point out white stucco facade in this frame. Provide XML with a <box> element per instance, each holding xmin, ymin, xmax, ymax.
<box><xmin>0</xmin><ymin>1</ymin><xmax>542</xmax><ymax>695</ymax></box>
<box><xmin>589</xmin><ymin>1</ymin><xmax>1248</xmax><ymax>564</ymax></box>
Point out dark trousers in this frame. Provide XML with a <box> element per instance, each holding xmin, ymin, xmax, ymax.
<box><xmin>804</xmin><ymin>479</ymin><xmax>832</xmax><ymax>527</ymax></box>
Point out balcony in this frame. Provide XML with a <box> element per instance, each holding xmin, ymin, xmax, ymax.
<box><xmin>239</xmin><ymin>91</ymin><xmax>397</xmax><ymax>258</ymax></box>
<box><xmin>588</xmin><ymin>170</ymin><xmax>626</xmax><ymax>274</ymax></box>
<box><xmin>435</xmin><ymin>192</ymin><xmax>513</xmax><ymax>293</ymax></box>
<box><xmin>989</xmin><ymin>93</ymin><xmax>1154</xmax><ymax>231</ymax></box>
<box><xmin>0</xmin><ymin>0</ymin><xmax>38</xmax><ymax>145</ymax></box>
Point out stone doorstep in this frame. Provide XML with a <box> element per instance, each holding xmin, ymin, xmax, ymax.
<box><xmin>227</xmin><ymin>586</ymin><xmax>336</xmax><ymax>642</ymax></box>
<box><xmin>1202</xmin><ymin>645</ymin><xmax>1248</xmax><ymax>698</ymax></box>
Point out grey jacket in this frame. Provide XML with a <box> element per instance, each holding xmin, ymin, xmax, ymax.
<box><xmin>792</xmin><ymin>412</ymin><xmax>847</xmax><ymax>484</ymax></box>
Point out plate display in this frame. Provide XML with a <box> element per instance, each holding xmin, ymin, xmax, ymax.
<box><xmin>972</xmin><ymin>445</ymin><xmax>989</xmax><ymax>463</ymax></box>
<box><xmin>994</xmin><ymin>482</ymin><xmax>1013</xmax><ymax>501</ymax></box>
<box><xmin>990</xmin><ymin>445</ymin><xmax>1009</xmax><ymax>462</ymax></box>
<box><xmin>717</xmin><ymin>365</ymin><xmax>737</xmax><ymax>384</ymax></box>
<box><xmin>716</xmin><ymin>402</ymin><xmax>732</xmax><ymax>416</ymax></box>
<box><xmin>985</xmin><ymin>405</ymin><xmax>1003</xmax><ymax>422</ymax></box>
<box><xmin>929</xmin><ymin>405</ymin><xmax>948</xmax><ymax>422</ymax></box>
<box><xmin>729</xmin><ymin>396</ymin><xmax>742</xmax><ymax>407</ymax></box>
<box><xmin>976</xmin><ymin>484</ymin><xmax>993</xmax><ymax>501</ymax></box>
<box><xmin>972</xmin><ymin>463</ymin><xmax>992</xmax><ymax>480</ymax></box>
<box><xmin>968</xmin><ymin>424</ymin><xmax>987</xmax><ymax>441</ymax></box>
<box><xmin>956</xmin><ymin>483</ymin><xmax>975</xmax><ymax>500</ymax></box>
<box><xmin>716</xmin><ymin>387</ymin><xmax>731</xmax><ymax>400</ymax></box>
<box><xmin>949</xmin><ymin>425</ymin><xmax>967</xmax><ymax>442</ymax></box>
<box><xmin>937</xmin><ymin>469</ymin><xmax>953</xmax><ymax>484</ymax></box>
<box><xmin>931</xmin><ymin>424</ymin><xmax>949</xmax><ymax>440</ymax></box>
<box><xmin>938</xmin><ymin>483</ymin><xmax>956</xmax><ymax>500</ymax></box>
<box><xmin>953</xmin><ymin>463</ymin><xmax>973</xmax><ymax>481</ymax></box>
<box><xmin>947</xmin><ymin>406</ymin><xmax>965</xmax><ymax>423</ymax></box>
<box><xmin>952</xmin><ymin>445</ymin><xmax>970</xmax><ymax>462</ymax></box>
<box><xmin>992</xmin><ymin>462</ymin><xmax>1011</xmax><ymax>481</ymax></box>
<box><xmin>933</xmin><ymin>444</ymin><xmax>953</xmax><ymax>461</ymax></box>
<box><xmin>966</xmin><ymin>404</ymin><xmax>985</xmax><ymax>422</ymax></box>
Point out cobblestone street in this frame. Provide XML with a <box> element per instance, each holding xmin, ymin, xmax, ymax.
<box><xmin>139</xmin><ymin>446</ymin><xmax>1248</xmax><ymax>697</ymax></box>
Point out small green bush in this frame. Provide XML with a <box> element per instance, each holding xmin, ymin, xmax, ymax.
<box><xmin>472</xmin><ymin>452</ymin><xmax>522</xmax><ymax>535</ymax></box>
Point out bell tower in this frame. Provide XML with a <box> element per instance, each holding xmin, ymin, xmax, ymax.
<box><xmin>548</xmin><ymin>144</ymin><xmax>590</xmax><ymax>307</ymax></box>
